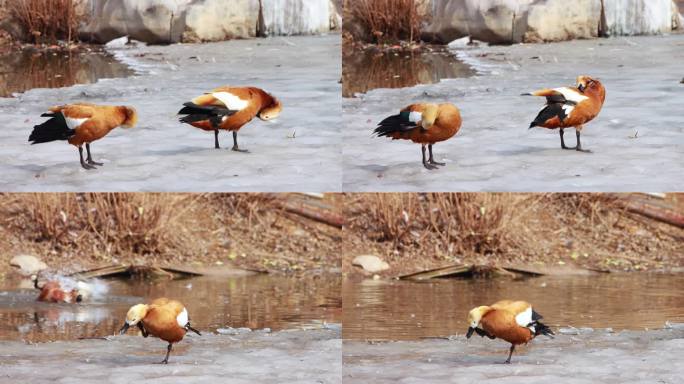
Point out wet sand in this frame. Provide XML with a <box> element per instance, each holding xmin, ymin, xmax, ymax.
<box><xmin>0</xmin><ymin>328</ymin><xmax>341</xmax><ymax>383</ymax></box>
<box><xmin>343</xmin><ymin>34</ymin><xmax>684</xmax><ymax>192</ymax></box>
<box><xmin>343</xmin><ymin>326</ymin><xmax>684</xmax><ymax>383</ymax></box>
<box><xmin>0</xmin><ymin>34</ymin><xmax>341</xmax><ymax>192</ymax></box>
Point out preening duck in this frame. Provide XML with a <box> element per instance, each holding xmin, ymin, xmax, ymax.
<box><xmin>374</xmin><ymin>103</ymin><xmax>462</xmax><ymax>170</ymax></box>
<box><xmin>523</xmin><ymin>75</ymin><xmax>606</xmax><ymax>152</ymax></box>
<box><xmin>178</xmin><ymin>86</ymin><xmax>282</xmax><ymax>151</ymax></box>
<box><xmin>119</xmin><ymin>298</ymin><xmax>201</xmax><ymax>364</ymax></box>
<box><xmin>467</xmin><ymin>300</ymin><xmax>554</xmax><ymax>363</ymax></box>
<box><xmin>28</xmin><ymin>103</ymin><xmax>137</xmax><ymax>169</ymax></box>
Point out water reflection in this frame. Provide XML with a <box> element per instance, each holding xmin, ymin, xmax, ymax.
<box><xmin>0</xmin><ymin>49</ymin><xmax>134</xmax><ymax>97</ymax></box>
<box><xmin>0</xmin><ymin>275</ymin><xmax>341</xmax><ymax>342</ymax></box>
<box><xmin>342</xmin><ymin>46</ymin><xmax>474</xmax><ymax>97</ymax></box>
<box><xmin>343</xmin><ymin>274</ymin><xmax>684</xmax><ymax>340</ymax></box>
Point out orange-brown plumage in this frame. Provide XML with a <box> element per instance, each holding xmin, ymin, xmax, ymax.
<box><xmin>179</xmin><ymin>86</ymin><xmax>282</xmax><ymax>151</ymax></box>
<box><xmin>525</xmin><ymin>75</ymin><xmax>605</xmax><ymax>152</ymax></box>
<box><xmin>119</xmin><ymin>297</ymin><xmax>201</xmax><ymax>364</ymax></box>
<box><xmin>36</xmin><ymin>280</ymin><xmax>81</xmax><ymax>304</ymax></box>
<box><xmin>29</xmin><ymin>103</ymin><xmax>137</xmax><ymax>169</ymax></box>
<box><xmin>375</xmin><ymin>103</ymin><xmax>462</xmax><ymax>169</ymax></box>
<box><xmin>467</xmin><ymin>300</ymin><xmax>554</xmax><ymax>363</ymax></box>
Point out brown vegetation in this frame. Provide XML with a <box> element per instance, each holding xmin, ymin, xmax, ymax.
<box><xmin>7</xmin><ymin>0</ymin><xmax>86</xmax><ymax>44</ymax></box>
<box><xmin>344</xmin><ymin>193</ymin><xmax>684</xmax><ymax>275</ymax></box>
<box><xmin>345</xmin><ymin>0</ymin><xmax>426</xmax><ymax>44</ymax></box>
<box><xmin>0</xmin><ymin>193</ymin><xmax>341</xmax><ymax>275</ymax></box>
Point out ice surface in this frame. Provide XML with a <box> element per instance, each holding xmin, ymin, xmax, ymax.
<box><xmin>343</xmin><ymin>34</ymin><xmax>684</xmax><ymax>192</ymax></box>
<box><xmin>343</xmin><ymin>327</ymin><xmax>684</xmax><ymax>383</ymax></box>
<box><xmin>0</xmin><ymin>35</ymin><xmax>341</xmax><ymax>192</ymax></box>
<box><xmin>1</xmin><ymin>328</ymin><xmax>341</xmax><ymax>383</ymax></box>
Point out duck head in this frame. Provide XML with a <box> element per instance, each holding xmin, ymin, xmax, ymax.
<box><xmin>420</xmin><ymin>104</ymin><xmax>439</xmax><ymax>130</ymax></box>
<box><xmin>258</xmin><ymin>96</ymin><xmax>282</xmax><ymax>122</ymax></box>
<box><xmin>576</xmin><ymin>76</ymin><xmax>606</xmax><ymax>102</ymax></box>
<box><xmin>466</xmin><ymin>306</ymin><xmax>490</xmax><ymax>338</ymax></box>
<box><xmin>119</xmin><ymin>106</ymin><xmax>138</xmax><ymax>128</ymax></box>
<box><xmin>119</xmin><ymin>303</ymin><xmax>148</xmax><ymax>334</ymax></box>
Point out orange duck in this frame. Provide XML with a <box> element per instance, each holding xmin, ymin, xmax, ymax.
<box><xmin>374</xmin><ymin>103</ymin><xmax>462</xmax><ymax>170</ymax></box>
<box><xmin>119</xmin><ymin>298</ymin><xmax>201</xmax><ymax>364</ymax></box>
<box><xmin>34</xmin><ymin>277</ymin><xmax>82</xmax><ymax>304</ymax></box>
<box><xmin>467</xmin><ymin>300</ymin><xmax>554</xmax><ymax>363</ymax></box>
<box><xmin>178</xmin><ymin>86</ymin><xmax>282</xmax><ymax>151</ymax></box>
<box><xmin>523</xmin><ymin>75</ymin><xmax>606</xmax><ymax>152</ymax></box>
<box><xmin>28</xmin><ymin>103</ymin><xmax>138</xmax><ymax>169</ymax></box>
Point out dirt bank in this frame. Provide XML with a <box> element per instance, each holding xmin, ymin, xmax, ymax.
<box><xmin>343</xmin><ymin>193</ymin><xmax>684</xmax><ymax>276</ymax></box>
<box><xmin>0</xmin><ymin>193</ymin><xmax>342</xmax><ymax>275</ymax></box>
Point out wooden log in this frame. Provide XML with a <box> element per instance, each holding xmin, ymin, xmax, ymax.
<box><xmin>620</xmin><ymin>196</ymin><xmax>684</xmax><ymax>229</ymax></box>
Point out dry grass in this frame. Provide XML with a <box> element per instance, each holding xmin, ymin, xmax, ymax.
<box><xmin>346</xmin><ymin>0</ymin><xmax>426</xmax><ymax>43</ymax></box>
<box><xmin>8</xmin><ymin>0</ymin><xmax>85</xmax><ymax>44</ymax></box>
<box><xmin>344</xmin><ymin>193</ymin><xmax>684</xmax><ymax>275</ymax></box>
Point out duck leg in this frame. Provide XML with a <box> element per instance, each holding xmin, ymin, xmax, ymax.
<box><xmin>575</xmin><ymin>128</ymin><xmax>592</xmax><ymax>153</ymax></box>
<box><xmin>213</xmin><ymin>128</ymin><xmax>221</xmax><ymax>149</ymax></box>
<box><xmin>158</xmin><ymin>343</ymin><xmax>173</xmax><ymax>364</ymax></box>
<box><xmin>559</xmin><ymin>128</ymin><xmax>573</xmax><ymax>150</ymax></box>
<box><xmin>78</xmin><ymin>146</ymin><xmax>96</xmax><ymax>170</ymax></box>
<box><xmin>231</xmin><ymin>131</ymin><xmax>249</xmax><ymax>153</ymax></box>
<box><xmin>428</xmin><ymin>144</ymin><xmax>445</xmax><ymax>166</ymax></box>
<box><xmin>504</xmin><ymin>344</ymin><xmax>515</xmax><ymax>364</ymax></box>
<box><xmin>85</xmin><ymin>143</ymin><xmax>103</xmax><ymax>166</ymax></box>
<box><xmin>421</xmin><ymin>145</ymin><xmax>437</xmax><ymax>170</ymax></box>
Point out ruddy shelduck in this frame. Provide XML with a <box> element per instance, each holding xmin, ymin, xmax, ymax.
<box><xmin>374</xmin><ymin>103</ymin><xmax>462</xmax><ymax>170</ymax></box>
<box><xmin>178</xmin><ymin>86</ymin><xmax>282</xmax><ymax>151</ymax></box>
<box><xmin>33</xmin><ymin>276</ymin><xmax>87</xmax><ymax>304</ymax></box>
<box><xmin>28</xmin><ymin>103</ymin><xmax>137</xmax><ymax>169</ymax></box>
<box><xmin>523</xmin><ymin>75</ymin><xmax>606</xmax><ymax>152</ymax></box>
<box><xmin>119</xmin><ymin>298</ymin><xmax>201</xmax><ymax>364</ymax></box>
<box><xmin>466</xmin><ymin>300</ymin><xmax>554</xmax><ymax>363</ymax></box>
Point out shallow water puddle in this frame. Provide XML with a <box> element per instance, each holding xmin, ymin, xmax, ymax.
<box><xmin>0</xmin><ymin>48</ymin><xmax>134</xmax><ymax>97</ymax></box>
<box><xmin>342</xmin><ymin>46</ymin><xmax>475</xmax><ymax>97</ymax></box>
<box><xmin>343</xmin><ymin>274</ymin><xmax>684</xmax><ymax>340</ymax></box>
<box><xmin>0</xmin><ymin>274</ymin><xmax>340</xmax><ymax>342</ymax></box>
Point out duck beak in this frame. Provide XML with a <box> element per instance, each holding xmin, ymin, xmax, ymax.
<box><xmin>119</xmin><ymin>322</ymin><xmax>130</xmax><ymax>335</ymax></box>
<box><xmin>466</xmin><ymin>327</ymin><xmax>475</xmax><ymax>339</ymax></box>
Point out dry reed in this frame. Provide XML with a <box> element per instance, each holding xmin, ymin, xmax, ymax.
<box><xmin>347</xmin><ymin>193</ymin><xmax>528</xmax><ymax>257</ymax></box>
<box><xmin>2</xmin><ymin>193</ymin><xmax>197</xmax><ymax>258</ymax></box>
<box><xmin>347</xmin><ymin>0</ymin><xmax>426</xmax><ymax>43</ymax></box>
<box><xmin>8</xmin><ymin>0</ymin><xmax>85</xmax><ymax>44</ymax></box>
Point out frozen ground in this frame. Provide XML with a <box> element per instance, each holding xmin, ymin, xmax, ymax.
<box><xmin>0</xmin><ymin>35</ymin><xmax>341</xmax><ymax>192</ymax></box>
<box><xmin>0</xmin><ymin>327</ymin><xmax>341</xmax><ymax>383</ymax></box>
<box><xmin>343</xmin><ymin>326</ymin><xmax>684</xmax><ymax>383</ymax></box>
<box><xmin>343</xmin><ymin>34</ymin><xmax>684</xmax><ymax>191</ymax></box>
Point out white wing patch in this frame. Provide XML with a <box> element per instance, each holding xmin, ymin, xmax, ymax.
<box><xmin>64</xmin><ymin>116</ymin><xmax>88</xmax><ymax>129</ymax></box>
<box><xmin>176</xmin><ymin>308</ymin><xmax>189</xmax><ymax>327</ymax></box>
<box><xmin>408</xmin><ymin>111</ymin><xmax>422</xmax><ymax>123</ymax></box>
<box><xmin>515</xmin><ymin>307</ymin><xmax>533</xmax><ymax>328</ymax></box>
<box><xmin>553</xmin><ymin>87</ymin><xmax>588</xmax><ymax>104</ymax></box>
<box><xmin>213</xmin><ymin>92</ymin><xmax>249</xmax><ymax>111</ymax></box>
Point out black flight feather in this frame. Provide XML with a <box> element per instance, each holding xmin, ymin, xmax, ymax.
<box><xmin>28</xmin><ymin>113</ymin><xmax>75</xmax><ymax>144</ymax></box>
<box><xmin>374</xmin><ymin>111</ymin><xmax>419</xmax><ymax>137</ymax></box>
